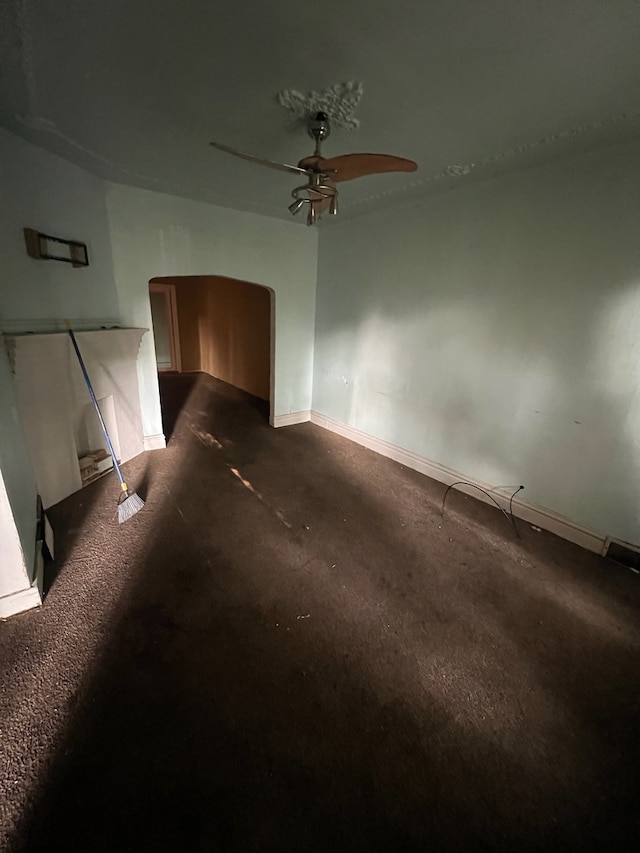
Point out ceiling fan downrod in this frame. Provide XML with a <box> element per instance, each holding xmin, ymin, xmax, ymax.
<box><xmin>308</xmin><ymin>111</ymin><xmax>331</xmax><ymax>155</ymax></box>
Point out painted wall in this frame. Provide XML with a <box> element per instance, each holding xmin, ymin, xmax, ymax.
<box><xmin>0</xmin><ymin>352</ymin><xmax>34</xmax><ymax>593</ymax></box>
<box><xmin>169</xmin><ymin>276</ymin><xmax>271</xmax><ymax>401</ymax></box>
<box><xmin>0</xmin><ymin>129</ymin><xmax>119</xmax><ymax>330</ymax></box>
<box><xmin>314</xmin><ymin>142</ymin><xmax>640</xmax><ymax>545</ymax></box>
<box><xmin>106</xmin><ymin>183</ymin><xmax>318</xmax><ymax>437</ymax></box>
<box><xmin>0</xmin><ymin>129</ymin><xmax>122</xmax><ymax>585</ymax></box>
<box><xmin>0</xmin><ymin>469</ymin><xmax>29</xmax><ymax>598</ymax></box>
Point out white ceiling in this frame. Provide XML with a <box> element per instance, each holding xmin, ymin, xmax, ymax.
<box><xmin>2</xmin><ymin>0</ymin><xmax>640</xmax><ymax>222</ymax></box>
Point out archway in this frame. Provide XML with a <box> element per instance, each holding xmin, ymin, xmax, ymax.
<box><xmin>148</xmin><ymin>275</ymin><xmax>274</xmax><ymax>437</ymax></box>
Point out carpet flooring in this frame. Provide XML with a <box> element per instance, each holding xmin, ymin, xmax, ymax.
<box><xmin>1</xmin><ymin>372</ymin><xmax>639</xmax><ymax>852</ymax></box>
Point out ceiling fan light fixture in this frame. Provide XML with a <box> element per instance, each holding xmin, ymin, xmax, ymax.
<box><xmin>210</xmin><ymin>103</ymin><xmax>417</xmax><ymax>225</ymax></box>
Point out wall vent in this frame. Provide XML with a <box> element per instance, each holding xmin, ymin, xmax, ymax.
<box><xmin>605</xmin><ymin>540</ymin><xmax>640</xmax><ymax>573</ymax></box>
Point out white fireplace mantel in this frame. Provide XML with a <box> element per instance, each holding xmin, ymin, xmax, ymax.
<box><xmin>6</xmin><ymin>328</ymin><xmax>148</xmax><ymax>509</ymax></box>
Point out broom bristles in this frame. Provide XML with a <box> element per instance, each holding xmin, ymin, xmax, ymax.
<box><xmin>118</xmin><ymin>491</ymin><xmax>145</xmax><ymax>523</ymax></box>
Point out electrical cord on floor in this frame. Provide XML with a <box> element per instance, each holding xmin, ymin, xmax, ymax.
<box><xmin>508</xmin><ymin>486</ymin><xmax>524</xmax><ymax>531</ymax></box>
<box><xmin>441</xmin><ymin>482</ymin><xmax>524</xmax><ymax>537</ymax></box>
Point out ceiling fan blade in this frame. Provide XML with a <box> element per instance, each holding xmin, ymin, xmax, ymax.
<box><xmin>316</xmin><ymin>153</ymin><xmax>417</xmax><ymax>183</ymax></box>
<box><xmin>209</xmin><ymin>141</ymin><xmax>310</xmax><ymax>176</ymax></box>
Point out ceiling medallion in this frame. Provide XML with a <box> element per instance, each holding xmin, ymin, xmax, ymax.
<box><xmin>277</xmin><ymin>81</ymin><xmax>364</xmax><ymax>131</ymax></box>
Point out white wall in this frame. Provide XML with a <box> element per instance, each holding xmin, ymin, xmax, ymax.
<box><xmin>106</xmin><ymin>184</ymin><xmax>318</xmax><ymax>438</ymax></box>
<box><xmin>314</xmin><ymin>142</ymin><xmax>640</xmax><ymax>545</ymax></box>
<box><xmin>0</xmin><ymin>352</ymin><xmax>34</xmax><ymax>593</ymax></box>
<box><xmin>0</xmin><ymin>129</ymin><xmax>122</xmax><ymax>588</ymax></box>
<box><xmin>0</xmin><ymin>129</ymin><xmax>120</xmax><ymax>330</ymax></box>
<box><xmin>0</xmin><ymin>469</ymin><xmax>30</xmax><ymax>598</ymax></box>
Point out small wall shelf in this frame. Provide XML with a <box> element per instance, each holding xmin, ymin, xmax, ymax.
<box><xmin>24</xmin><ymin>228</ymin><xmax>89</xmax><ymax>267</ymax></box>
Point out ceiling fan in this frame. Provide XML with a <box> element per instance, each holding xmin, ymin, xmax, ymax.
<box><xmin>210</xmin><ymin>112</ymin><xmax>418</xmax><ymax>225</ymax></box>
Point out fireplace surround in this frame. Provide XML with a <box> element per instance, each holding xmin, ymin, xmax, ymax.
<box><xmin>6</xmin><ymin>328</ymin><xmax>147</xmax><ymax>509</ymax></box>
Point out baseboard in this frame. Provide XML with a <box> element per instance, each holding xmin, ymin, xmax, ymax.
<box><xmin>0</xmin><ymin>548</ymin><xmax>43</xmax><ymax>620</ymax></box>
<box><xmin>309</xmin><ymin>411</ymin><xmax>606</xmax><ymax>554</ymax></box>
<box><xmin>272</xmin><ymin>411</ymin><xmax>311</xmax><ymax>428</ymax></box>
<box><xmin>143</xmin><ymin>433</ymin><xmax>166</xmax><ymax>451</ymax></box>
<box><xmin>0</xmin><ymin>582</ymin><xmax>42</xmax><ymax>619</ymax></box>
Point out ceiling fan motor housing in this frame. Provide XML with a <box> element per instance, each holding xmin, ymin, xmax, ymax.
<box><xmin>308</xmin><ymin>111</ymin><xmax>331</xmax><ymax>143</ymax></box>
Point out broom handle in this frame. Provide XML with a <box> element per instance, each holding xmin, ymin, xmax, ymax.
<box><xmin>67</xmin><ymin>328</ymin><xmax>127</xmax><ymax>488</ymax></box>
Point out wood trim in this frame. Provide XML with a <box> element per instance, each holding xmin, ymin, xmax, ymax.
<box><xmin>167</xmin><ymin>284</ymin><xmax>182</xmax><ymax>372</ymax></box>
<box><xmin>271</xmin><ymin>411</ymin><xmax>311</xmax><ymax>428</ymax></box>
<box><xmin>149</xmin><ymin>282</ymin><xmax>181</xmax><ymax>372</ymax></box>
<box><xmin>0</xmin><ymin>547</ymin><xmax>43</xmax><ymax>620</ymax></box>
<box><xmin>143</xmin><ymin>433</ymin><xmax>167</xmax><ymax>451</ymax></box>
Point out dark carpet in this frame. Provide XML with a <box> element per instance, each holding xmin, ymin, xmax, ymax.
<box><xmin>1</xmin><ymin>372</ymin><xmax>639</xmax><ymax>852</ymax></box>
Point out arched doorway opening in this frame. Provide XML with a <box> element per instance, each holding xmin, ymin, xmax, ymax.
<box><xmin>148</xmin><ymin>276</ymin><xmax>274</xmax><ymax>436</ymax></box>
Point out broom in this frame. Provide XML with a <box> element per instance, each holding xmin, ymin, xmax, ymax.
<box><xmin>67</xmin><ymin>325</ymin><xmax>145</xmax><ymax>523</ymax></box>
